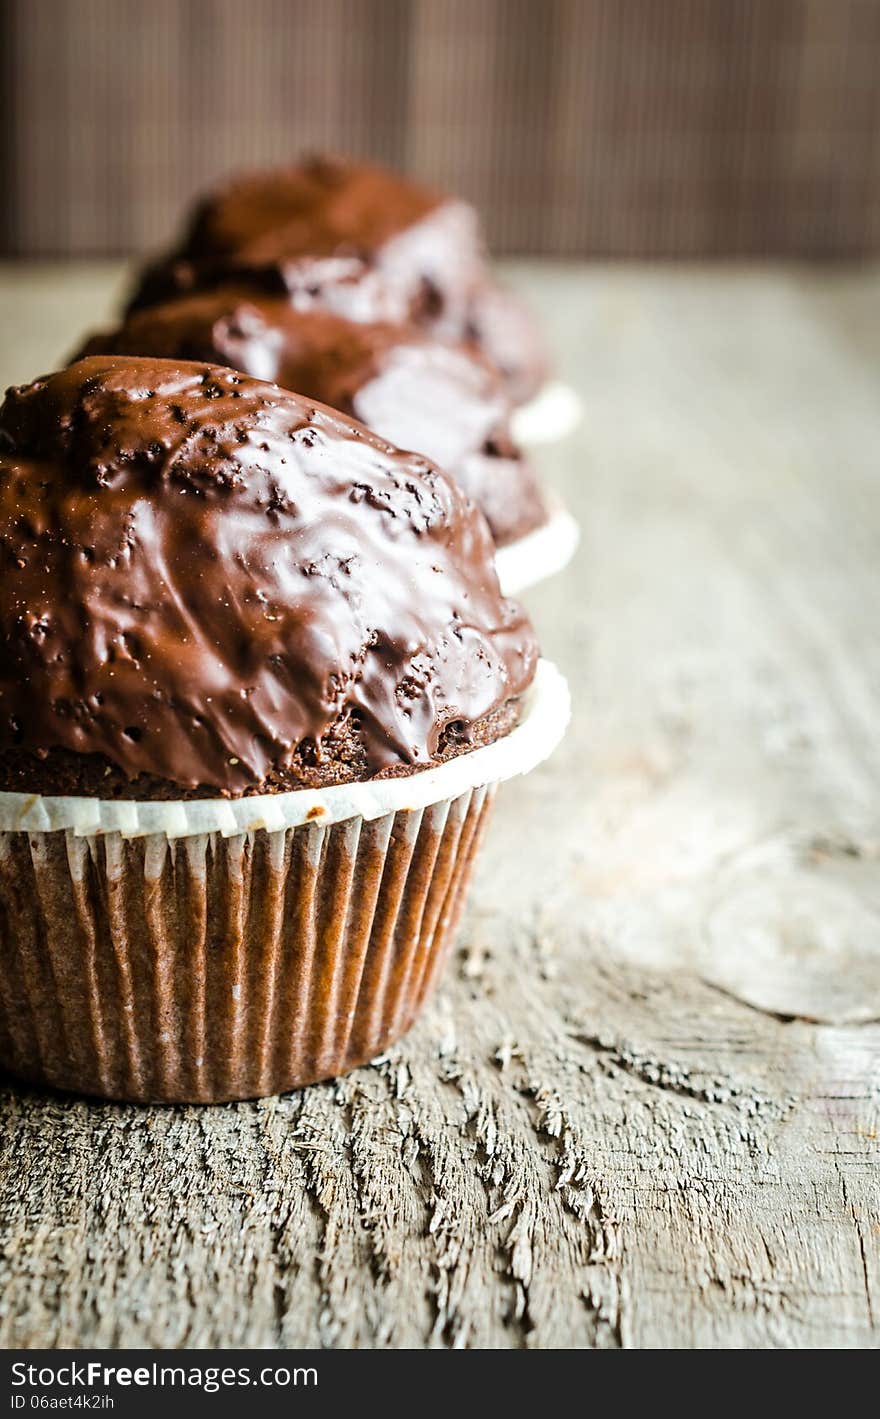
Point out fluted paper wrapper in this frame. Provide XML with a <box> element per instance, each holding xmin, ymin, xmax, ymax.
<box><xmin>0</xmin><ymin>787</ymin><xmax>492</xmax><ymax>1103</ymax></box>
<box><xmin>511</xmin><ymin>381</ymin><xmax>582</xmax><ymax>448</ymax></box>
<box><xmin>495</xmin><ymin>499</ymin><xmax>580</xmax><ymax>596</ymax></box>
<box><xmin>0</xmin><ymin>661</ymin><xmax>569</xmax><ymax>1104</ymax></box>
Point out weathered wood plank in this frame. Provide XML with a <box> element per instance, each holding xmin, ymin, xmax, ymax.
<box><xmin>0</xmin><ymin>263</ymin><xmax>877</xmax><ymax>1348</ymax></box>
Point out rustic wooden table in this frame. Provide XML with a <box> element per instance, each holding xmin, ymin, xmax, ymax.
<box><xmin>0</xmin><ymin>263</ymin><xmax>878</xmax><ymax>1349</ymax></box>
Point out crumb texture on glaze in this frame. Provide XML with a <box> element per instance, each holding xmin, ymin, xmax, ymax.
<box><xmin>0</xmin><ymin>356</ymin><xmax>538</xmax><ymax>795</ymax></box>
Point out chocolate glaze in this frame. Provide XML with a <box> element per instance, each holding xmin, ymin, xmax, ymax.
<box><xmin>124</xmin><ymin>156</ymin><xmax>548</xmax><ymax>404</ymax></box>
<box><xmin>126</xmin><ymin>156</ymin><xmax>483</xmax><ymax>335</ymax></box>
<box><xmin>77</xmin><ymin>293</ymin><xmax>548</xmax><ymax>546</ymax></box>
<box><xmin>0</xmin><ymin>357</ymin><xmax>538</xmax><ymax>796</ymax></box>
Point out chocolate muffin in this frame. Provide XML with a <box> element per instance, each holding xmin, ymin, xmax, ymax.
<box><xmin>0</xmin><ymin>357</ymin><xmax>563</xmax><ymax>1103</ymax></box>
<box><xmin>76</xmin><ymin>292</ymin><xmax>548</xmax><ymax>547</ymax></box>
<box><xmin>125</xmin><ymin>155</ymin><xmax>547</xmax><ymax>406</ymax></box>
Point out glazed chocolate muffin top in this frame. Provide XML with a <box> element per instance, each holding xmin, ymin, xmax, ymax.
<box><xmin>76</xmin><ymin>293</ymin><xmax>548</xmax><ymax>546</ymax></box>
<box><xmin>126</xmin><ymin>155</ymin><xmax>484</xmax><ymax>331</ymax></box>
<box><xmin>0</xmin><ymin>357</ymin><xmax>538</xmax><ymax>797</ymax></box>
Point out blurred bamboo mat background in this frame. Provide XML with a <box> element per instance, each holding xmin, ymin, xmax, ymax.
<box><xmin>3</xmin><ymin>0</ymin><xmax>880</xmax><ymax>258</ymax></box>
<box><xmin>0</xmin><ymin>261</ymin><xmax>878</xmax><ymax>1347</ymax></box>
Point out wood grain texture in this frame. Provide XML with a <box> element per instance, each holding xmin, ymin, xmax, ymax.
<box><xmin>4</xmin><ymin>0</ymin><xmax>880</xmax><ymax>257</ymax></box>
<box><xmin>0</xmin><ymin>262</ymin><xmax>878</xmax><ymax>1348</ymax></box>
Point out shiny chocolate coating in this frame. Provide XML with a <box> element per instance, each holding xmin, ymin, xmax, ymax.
<box><xmin>0</xmin><ymin>357</ymin><xmax>538</xmax><ymax>795</ymax></box>
<box><xmin>77</xmin><ymin>293</ymin><xmax>548</xmax><ymax>545</ymax></box>
<box><xmin>126</xmin><ymin>156</ymin><xmax>483</xmax><ymax>335</ymax></box>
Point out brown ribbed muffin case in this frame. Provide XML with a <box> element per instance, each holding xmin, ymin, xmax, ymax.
<box><xmin>0</xmin><ymin>786</ymin><xmax>493</xmax><ymax>1103</ymax></box>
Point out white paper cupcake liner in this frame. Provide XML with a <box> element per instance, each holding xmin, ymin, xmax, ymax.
<box><xmin>495</xmin><ymin>501</ymin><xmax>580</xmax><ymax>596</ymax></box>
<box><xmin>0</xmin><ymin>659</ymin><xmax>569</xmax><ymax>840</ymax></box>
<box><xmin>511</xmin><ymin>381</ymin><xmax>583</xmax><ymax>447</ymax></box>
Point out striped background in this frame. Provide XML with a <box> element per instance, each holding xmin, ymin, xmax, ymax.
<box><xmin>3</xmin><ymin>0</ymin><xmax>880</xmax><ymax>258</ymax></box>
